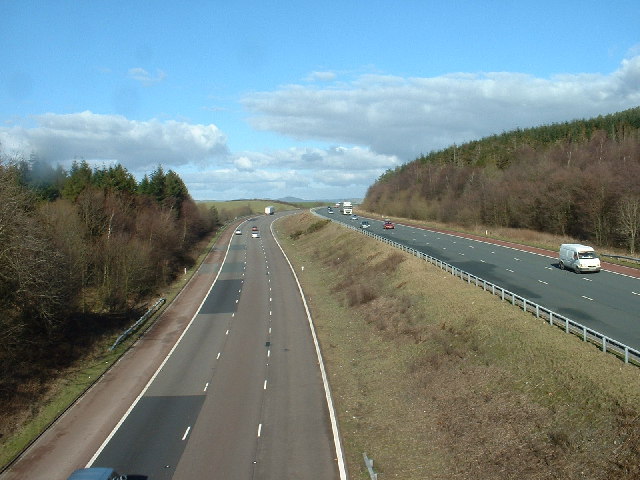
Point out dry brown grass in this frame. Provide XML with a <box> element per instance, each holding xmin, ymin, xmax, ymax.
<box><xmin>277</xmin><ymin>212</ymin><xmax>640</xmax><ymax>480</ymax></box>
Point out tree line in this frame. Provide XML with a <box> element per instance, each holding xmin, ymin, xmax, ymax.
<box><xmin>364</xmin><ymin>107</ymin><xmax>640</xmax><ymax>253</ymax></box>
<box><xmin>0</xmin><ymin>156</ymin><xmax>221</xmax><ymax>390</ymax></box>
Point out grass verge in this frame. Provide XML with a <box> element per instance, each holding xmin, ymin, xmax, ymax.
<box><xmin>275</xmin><ymin>212</ymin><xmax>640</xmax><ymax>480</ymax></box>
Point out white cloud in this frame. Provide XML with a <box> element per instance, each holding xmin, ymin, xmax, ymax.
<box><xmin>234</xmin><ymin>156</ymin><xmax>254</xmax><ymax>171</ymax></box>
<box><xmin>0</xmin><ymin>112</ymin><xmax>395</xmax><ymax>200</ymax></box>
<box><xmin>128</xmin><ymin>67</ymin><xmax>167</xmax><ymax>86</ymax></box>
<box><xmin>6</xmin><ymin>58</ymin><xmax>638</xmax><ymax>202</ymax></box>
<box><xmin>243</xmin><ymin>56</ymin><xmax>640</xmax><ymax>160</ymax></box>
<box><xmin>0</xmin><ymin>111</ymin><xmax>229</xmax><ymax>173</ymax></box>
<box><xmin>306</xmin><ymin>71</ymin><xmax>337</xmax><ymax>82</ymax></box>
<box><xmin>181</xmin><ymin>146</ymin><xmax>399</xmax><ymax>200</ymax></box>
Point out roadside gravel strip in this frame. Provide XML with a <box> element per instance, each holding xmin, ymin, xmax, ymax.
<box><xmin>1</xmin><ymin>225</ymin><xmax>239</xmax><ymax>480</ymax></box>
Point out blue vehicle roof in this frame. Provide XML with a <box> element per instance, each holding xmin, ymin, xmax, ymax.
<box><xmin>67</xmin><ymin>468</ymin><xmax>121</xmax><ymax>480</ymax></box>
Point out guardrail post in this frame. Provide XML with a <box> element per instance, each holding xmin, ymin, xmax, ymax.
<box><xmin>602</xmin><ymin>337</ymin><xmax>607</xmax><ymax>353</ymax></box>
<box><xmin>363</xmin><ymin>453</ymin><xmax>378</xmax><ymax>480</ymax></box>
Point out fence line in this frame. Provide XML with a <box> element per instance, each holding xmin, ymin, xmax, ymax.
<box><xmin>109</xmin><ymin>297</ymin><xmax>166</xmax><ymax>351</ymax></box>
<box><xmin>321</xmin><ymin>214</ymin><xmax>640</xmax><ymax>366</ymax></box>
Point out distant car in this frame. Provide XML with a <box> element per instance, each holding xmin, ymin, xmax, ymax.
<box><xmin>251</xmin><ymin>231</ymin><xmax>260</xmax><ymax>238</ymax></box>
<box><xmin>351</xmin><ymin>214</ymin><xmax>358</xmax><ymax>220</ymax></box>
<box><xmin>328</xmin><ymin>208</ymin><xmax>334</xmax><ymax>214</ymax></box>
<box><xmin>360</xmin><ymin>220</ymin><xmax>370</xmax><ymax>229</ymax></box>
<box><xmin>383</xmin><ymin>221</ymin><xmax>395</xmax><ymax>229</ymax></box>
<box><xmin>251</xmin><ymin>226</ymin><xmax>258</xmax><ymax>231</ymax></box>
<box><xmin>66</xmin><ymin>468</ymin><xmax>126</xmax><ymax>480</ymax></box>
<box><xmin>235</xmin><ymin>228</ymin><xmax>242</xmax><ymax>235</ymax></box>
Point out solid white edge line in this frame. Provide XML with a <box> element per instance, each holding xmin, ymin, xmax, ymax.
<box><xmin>182</xmin><ymin>426</ymin><xmax>191</xmax><ymax>441</ymax></box>
<box><xmin>270</xmin><ymin>216</ymin><xmax>348</xmax><ymax>480</ymax></box>
<box><xmin>87</xmin><ymin>224</ymin><xmax>236</xmax><ymax>467</ymax></box>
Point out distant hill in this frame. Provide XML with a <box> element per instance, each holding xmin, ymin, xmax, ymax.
<box><xmin>363</xmin><ymin>106</ymin><xmax>640</xmax><ymax>252</ymax></box>
<box><xmin>278</xmin><ymin>196</ymin><xmax>364</xmax><ymax>204</ymax></box>
<box><xmin>278</xmin><ymin>196</ymin><xmax>306</xmax><ymax>203</ymax></box>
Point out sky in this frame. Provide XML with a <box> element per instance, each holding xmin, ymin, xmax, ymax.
<box><xmin>1</xmin><ymin>1</ymin><xmax>639</xmax><ymax>201</ymax></box>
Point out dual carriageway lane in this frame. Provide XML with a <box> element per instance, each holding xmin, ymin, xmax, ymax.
<box><xmin>319</xmin><ymin>209</ymin><xmax>640</xmax><ymax>351</ymax></box>
<box><xmin>91</xmin><ymin>214</ymin><xmax>343</xmax><ymax>479</ymax></box>
<box><xmin>2</xmin><ymin>213</ymin><xmax>344</xmax><ymax>480</ymax></box>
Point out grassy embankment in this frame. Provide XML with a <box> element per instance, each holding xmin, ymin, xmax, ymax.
<box><xmin>276</xmin><ymin>211</ymin><xmax>640</xmax><ymax>480</ymax></box>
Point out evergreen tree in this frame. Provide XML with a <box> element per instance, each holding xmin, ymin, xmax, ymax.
<box><xmin>61</xmin><ymin>160</ymin><xmax>93</xmax><ymax>201</ymax></box>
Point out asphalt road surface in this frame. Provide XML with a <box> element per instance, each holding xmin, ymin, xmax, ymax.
<box><xmin>2</xmin><ymin>213</ymin><xmax>344</xmax><ymax>480</ymax></box>
<box><xmin>318</xmin><ymin>208</ymin><xmax>640</xmax><ymax>351</ymax></box>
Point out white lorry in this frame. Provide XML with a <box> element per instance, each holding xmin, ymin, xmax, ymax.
<box><xmin>264</xmin><ymin>206</ymin><xmax>275</xmax><ymax>215</ymax></box>
<box><xmin>341</xmin><ymin>201</ymin><xmax>353</xmax><ymax>215</ymax></box>
<box><xmin>559</xmin><ymin>244</ymin><xmax>601</xmax><ymax>273</ymax></box>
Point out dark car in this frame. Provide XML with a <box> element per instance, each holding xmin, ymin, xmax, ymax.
<box><xmin>360</xmin><ymin>220</ymin><xmax>370</xmax><ymax>229</ymax></box>
<box><xmin>67</xmin><ymin>468</ymin><xmax>127</xmax><ymax>480</ymax></box>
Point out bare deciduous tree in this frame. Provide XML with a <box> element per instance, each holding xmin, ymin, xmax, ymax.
<box><xmin>618</xmin><ymin>195</ymin><xmax>640</xmax><ymax>254</ymax></box>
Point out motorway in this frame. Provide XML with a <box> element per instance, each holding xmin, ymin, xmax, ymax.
<box><xmin>2</xmin><ymin>213</ymin><xmax>343</xmax><ymax>480</ymax></box>
<box><xmin>316</xmin><ymin>208</ymin><xmax>640</xmax><ymax>352</ymax></box>
<box><xmin>90</xmin><ymin>214</ymin><xmax>342</xmax><ymax>479</ymax></box>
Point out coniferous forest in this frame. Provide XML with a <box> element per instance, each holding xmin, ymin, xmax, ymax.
<box><xmin>364</xmin><ymin>107</ymin><xmax>640</xmax><ymax>253</ymax></box>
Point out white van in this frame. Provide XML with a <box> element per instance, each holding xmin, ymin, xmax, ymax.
<box><xmin>559</xmin><ymin>244</ymin><xmax>601</xmax><ymax>273</ymax></box>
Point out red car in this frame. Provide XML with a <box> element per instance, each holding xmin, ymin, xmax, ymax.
<box><xmin>383</xmin><ymin>221</ymin><xmax>395</xmax><ymax>229</ymax></box>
